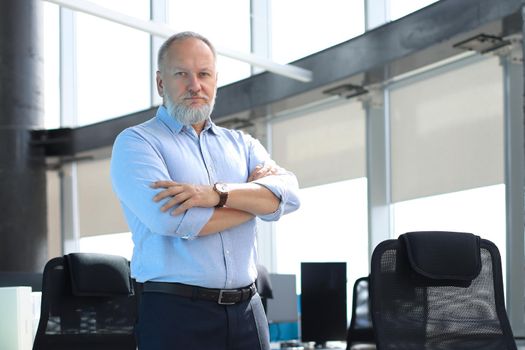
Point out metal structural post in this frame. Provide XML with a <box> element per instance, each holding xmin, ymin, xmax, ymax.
<box><xmin>503</xmin><ymin>3</ymin><xmax>525</xmax><ymax>337</ymax></box>
<box><xmin>59</xmin><ymin>6</ymin><xmax>80</xmax><ymax>253</ymax></box>
<box><xmin>364</xmin><ymin>90</ymin><xmax>393</xmax><ymax>263</ymax></box>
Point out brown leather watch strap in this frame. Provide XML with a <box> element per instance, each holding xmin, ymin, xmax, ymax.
<box><xmin>213</xmin><ymin>183</ymin><xmax>228</xmax><ymax>208</ymax></box>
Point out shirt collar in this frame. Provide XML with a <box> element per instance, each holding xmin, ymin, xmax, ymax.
<box><xmin>156</xmin><ymin>105</ymin><xmax>220</xmax><ymax>136</ymax></box>
<box><xmin>157</xmin><ymin>105</ymin><xmax>183</xmax><ymax>134</ymax></box>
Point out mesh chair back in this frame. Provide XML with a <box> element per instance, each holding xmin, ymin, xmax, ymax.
<box><xmin>346</xmin><ymin>276</ymin><xmax>374</xmax><ymax>349</ymax></box>
<box><xmin>33</xmin><ymin>253</ymin><xmax>137</xmax><ymax>350</ymax></box>
<box><xmin>370</xmin><ymin>231</ymin><xmax>516</xmax><ymax>350</ymax></box>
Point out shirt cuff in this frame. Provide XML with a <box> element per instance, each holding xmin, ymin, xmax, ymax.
<box><xmin>252</xmin><ymin>178</ymin><xmax>286</xmax><ymax>222</ymax></box>
<box><xmin>176</xmin><ymin>206</ymin><xmax>214</xmax><ymax>239</ymax></box>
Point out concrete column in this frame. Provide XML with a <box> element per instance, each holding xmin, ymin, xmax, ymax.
<box><xmin>0</xmin><ymin>0</ymin><xmax>47</xmax><ymax>271</ymax></box>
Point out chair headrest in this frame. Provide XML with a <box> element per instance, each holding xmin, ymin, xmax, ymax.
<box><xmin>400</xmin><ymin>231</ymin><xmax>482</xmax><ymax>282</ymax></box>
<box><xmin>66</xmin><ymin>253</ymin><xmax>133</xmax><ymax>296</ymax></box>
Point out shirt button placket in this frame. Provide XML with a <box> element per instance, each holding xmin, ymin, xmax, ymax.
<box><xmin>199</xmin><ymin>133</ymin><xmax>215</xmax><ymax>182</ymax></box>
<box><xmin>224</xmin><ymin>241</ymin><xmax>234</xmax><ymax>288</ymax></box>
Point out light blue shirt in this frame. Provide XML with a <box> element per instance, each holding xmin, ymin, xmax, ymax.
<box><xmin>110</xmin><ymin>106</ymin><xmax>300</xmax><ymax>288</ymax></box>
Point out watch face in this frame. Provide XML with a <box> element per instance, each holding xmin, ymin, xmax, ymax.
<box><xmin>216</xmin><ymin>183</ymin><xmax>228</xmax><ymax>193</ymax></box>
<box><xmin>214</xmin><ymin>183</ymin><xmax>229</xmax><ymax>208</ymax></box>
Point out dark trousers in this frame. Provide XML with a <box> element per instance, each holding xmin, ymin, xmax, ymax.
<box><xmin>136</xmin><ymin>291</ymin><xmax>270</xmax><ymax>350</ymax></box>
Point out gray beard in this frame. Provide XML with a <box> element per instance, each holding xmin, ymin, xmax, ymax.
<box><xmin>165</xmin><ymin>94</ymin><xmax>215</xmax><ymax>126</ymax></box>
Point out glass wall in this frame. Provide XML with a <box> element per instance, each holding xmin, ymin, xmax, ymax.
<box><xmin>168</xmin><ymin>0</ymin><xmax>252</xmax><ymax>86</ymax></box>
<box><xmin>389</xmin><ymin>0</ymin><xmax>438</xmax><ymax>21</ymax></box>
<box><xmin>271</xmin><ymin>0</ymin><xmax>365</xmax><ymax>64</ymax></box>
<box><xmin>40</xmin><ymin>0</ymin><xmax>520</xmax><ymax>330</ymax></box>
<box><xmin>80</xmin><ymin>232</ymin><xmax>133</xmax><ymax>260</ymax></box>
<box><xmin>62</xmin><ymin>0</ymin><xmax>370</xmax><ymax>257</ymax></box>
<box><xmin>77</xmin><ymin>158</ymin><xmax>132</xmax><ymax>257</ymax></box>
<box><xmin>75</xmin><ymin>0</ymin><xmax>151</xmax><ymax>125</ymax></box>
<box><xmin>389</xmin><ymin>56</ymin><xmax>505</xmax><ymax>265</ymax></box>
<box><xmin>42</xmin><ymin>0</ymin><xmax>449</xmax><ymax>129</ymax></box>
<box><xmin>270</xmin><ymin>100</ymin><xmax>368</xmax><ymax>319</ymax></box>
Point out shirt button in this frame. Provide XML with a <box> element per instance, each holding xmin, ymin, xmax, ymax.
<box><xmin>226</xmin><ymin>250</ymin><xmax>230</xmax><ymax>254</ymax></box>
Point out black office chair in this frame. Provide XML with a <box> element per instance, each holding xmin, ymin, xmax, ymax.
<box><xmin>369</xmin><ymin>231</ymin><xmax>517</xmax><ymax>350</ymax></box>
<box><xmin>346</xmin><ymin>276</ymin><xmax>375</xmax><ymax>349</ymax></box>
<box><xmin>256</xmin><ymin>264</ymin><xmax>274</xmax><ymax>314</ymax></box>
<box><xmin>33</xmin><ymin>253</ymin><xmax>137</xmax><ymax>350</ymax></box>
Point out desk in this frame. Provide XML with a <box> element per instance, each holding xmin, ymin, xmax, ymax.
<box><xmin>0</xmin><ymin>287</ymin><xmax>35</xmax><ymax>350</ymax></box>
<box><xmin>271</xmin><ymin>342</ymin><xmax>375</xmax><ymax>350</ymax></box>
<box><xmin>271</xmin><ymin>341</ymin><xmax>352</xmax><ymax>350</ymax></box>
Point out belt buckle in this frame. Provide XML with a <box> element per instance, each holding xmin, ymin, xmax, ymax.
<box><xmin>218</xmin><ymin>289</ymin><xmax>237</xmax><ymax>305</ymax></box>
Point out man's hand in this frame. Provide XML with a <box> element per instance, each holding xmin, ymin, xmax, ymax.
<box><xmin>248</xmin><ymin>163</ymin><xmax>282</xmax><ymax>182</ymax></box>
<box><xmin>151</xmin><ymin>181</ymin><xmax>217</xmax><ymax>216</ymax></box>
<box><xmin>152</xmin><ymin>162</ymin><xmax>283</xmax><ymax>216</ymax></box>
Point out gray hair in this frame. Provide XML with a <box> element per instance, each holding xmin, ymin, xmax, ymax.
<box><xmin>157</xmin><ymin>31</ymin><xmax>217</xmax><ymax>73</ymax></box>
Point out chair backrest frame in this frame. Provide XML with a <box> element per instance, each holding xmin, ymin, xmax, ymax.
<box><xmin>369</xmin><ymin>232</ymin><xmax>517</xmax><ymax>350</ymax></box>
<box><xmin>346</xmin><ymin>276</ymin><xmax>375</xmax><ymax>349</ymax></box>
<box><xmin>33</xmin><ymin>254</ymin><xmax>137</xmax><ymax>350</ymax></box>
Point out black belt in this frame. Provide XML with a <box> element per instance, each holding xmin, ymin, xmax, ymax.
<box><xmin>142</xmin><ymin>281</ymin><xmax>257</xmax><ymax>305</ymax></box>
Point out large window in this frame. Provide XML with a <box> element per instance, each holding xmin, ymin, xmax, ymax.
<box><xmin>389</xmin><ymin>56</ymin><xmax>505</xmax><ymax>258</ymax></box>
<box><xmin>275</xmin><ymin>178</ymin><xmax>368</xmax><ymax>301</ymax></box>
<box><xmin>389</xmin><ymin>0</ymin><xmax>439</xmax><ymax>21</ymax></box>
<box><xmin>270</xmin><ymin>99</ymin><xmax>368</xmax><ymax>320</ymax></box>
<box><xmin>271</xmin><ymin>0</ymin><xmax>365</xmax><ymax>64</ymax></box>
<box><xmin>75</xmin><ymin>0</ymin><xmax>151</xmax><ymax>125</ymax></box>
<box><xmin>271</xmin><ymin>101</ymin><xmax>366</xmax><ymax>187</ymax></box>
<box><xmin>80</xmin><ymin>232</ymin><xmax>133</xmax><ymax>260</ymax></box>
<box><xmin>77</xmin><ymin>157</ymin><xmax>132</xmax><ymax>258</ymax></box>
<box><xmin>393</xmin><ymin>185</ymin><xmax>506</xmax><ymax>273</ymax></box>
<box><xmin>168</xmin><ymin>0</ymin><xmax>251</xmax><ymax>86</ymax></box>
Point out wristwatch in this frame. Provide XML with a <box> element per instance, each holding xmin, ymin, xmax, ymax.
<box><xmin>213</xmin><ymin>183</ymin><xmax>229</xmax><ymax>208</ymax></box>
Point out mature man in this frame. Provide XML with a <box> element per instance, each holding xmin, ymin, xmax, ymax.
<box><xmin>110</xmin><ymin>31</ymin><xmax>300</xmax><ymax>350</ymax></box>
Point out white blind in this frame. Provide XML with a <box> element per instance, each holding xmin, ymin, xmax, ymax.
<box><xmin>271</xmin><ymin>101</ymin><xmax>366</xmax><ymax>188</ymax></box>
<box><xmin>390</xmin><ymin>56</ymin><xmax>504</xmax><ymax>203</ymax></box>
<box><xmin>77</xmin><ymin>157</ymin><xmax>129</xmax><ymax>237</ymax></box>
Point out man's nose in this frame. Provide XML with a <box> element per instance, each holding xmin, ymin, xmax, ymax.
<box><xmin>187</xmin><ymin>74</ymin><xmax>201</xmax><ymax>92</ymax></box>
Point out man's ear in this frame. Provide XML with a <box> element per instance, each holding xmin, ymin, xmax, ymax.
<box><xmin>156</xmin><ymin>71</ymin><xmax>164</xmax><ymax>97</ymax></box>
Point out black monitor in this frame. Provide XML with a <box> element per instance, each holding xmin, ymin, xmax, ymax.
<box><xmin>300</xmin><ymin>262</ymin><xmax>347</xmax><ymax>347</ymax></box>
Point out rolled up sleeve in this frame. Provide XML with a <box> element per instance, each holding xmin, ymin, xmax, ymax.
<box><xmin>111</xmin><ymin>129</ymin><xmax>213</xmax><ymax>239</ymax></box>
<box><xmin>253</xmin><ymin>171</ymin><xmax>301</xmax><ymax>221</ymax></box>
<box><xmin>244</xmin><ymin>134</ymin><xmax>301</xmax><ymax>221</ymax></box>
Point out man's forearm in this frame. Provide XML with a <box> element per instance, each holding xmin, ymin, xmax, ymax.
<box><xmin>152</xmin><ymin>180</ymin><xmax>280</xmax><ymax>217</ymax></box>
<box><xmin>222</xmin><ymin>182</ymin><xmax>280</xmax><ymax>215</ymax></box>
<box><xmin>198</xmin><ymin>207</ymin><xmax>254</xmax><ymax>236</ymax></box>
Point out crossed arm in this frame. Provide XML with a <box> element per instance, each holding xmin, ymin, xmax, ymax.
<box><xmin>150</xmin><ymin>164</ymin><xmax>281</xmax><ymax>236</ymax></box>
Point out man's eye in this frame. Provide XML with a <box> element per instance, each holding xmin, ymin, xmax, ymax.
<box><xmin>200</xmin><ymin>72</ymin><xmax>211</xmax><ymax>77</ymax></box>
<box><xmin>174</xmin><ymin>72</ymin><xmax>186</xmax><ymax>77</ymax></box>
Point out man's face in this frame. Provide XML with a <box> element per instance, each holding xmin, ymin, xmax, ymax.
<box><xmin>156</xmin><ymin>38</ymin><xmax>218</xmax><ymax>125</ymax></box>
